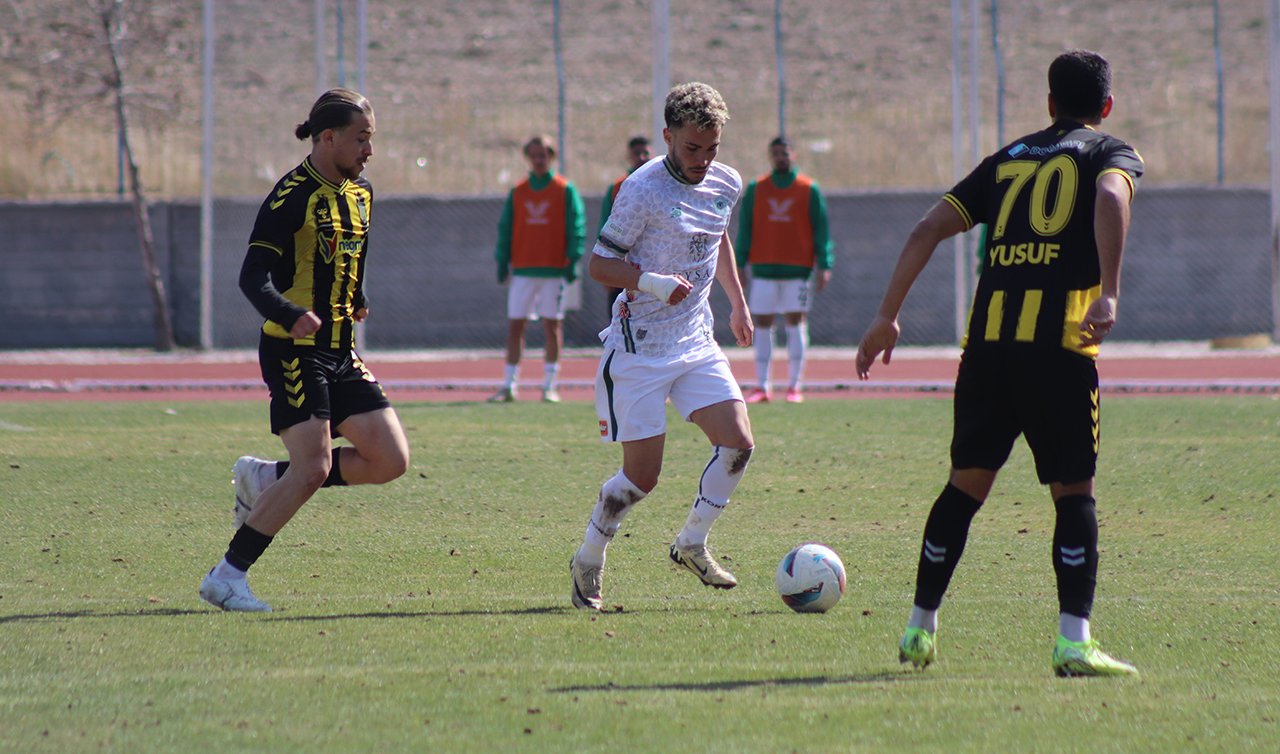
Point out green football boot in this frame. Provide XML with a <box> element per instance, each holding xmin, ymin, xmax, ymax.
<box><xmin>898</xmin><ymin>627</ymin><xmax>937</xmax><ymax>669</ymax></box>
<box><xmin>1052</xmin><ymin>636</ymin><xmax>1139</xmax><ymax>678</ymax></box>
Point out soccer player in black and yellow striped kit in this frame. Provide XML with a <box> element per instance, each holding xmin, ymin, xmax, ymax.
<box><xmin>856</xmin><ymin>51</ymin><xmax>1143</xmax><ymax>676</ymax></box>
<box><xmin>200</xmin><ymin>89</ymin><xmax>410</xmax><ymax>612</ymax></box>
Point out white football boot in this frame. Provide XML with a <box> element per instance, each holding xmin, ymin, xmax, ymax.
<box><xmin>232</xmin><ymin>456</ymin><xmax>271</xmax><ymax>529</ymax></box>
<box><xmin>199</xmin><ymin>568</ymin><xmax>272</xmax><ymax>612</ymax></box>
<box><xmin>669</xmin><ymin>540</ymin><xmax>738</xmax><ymax>589</ymax></box>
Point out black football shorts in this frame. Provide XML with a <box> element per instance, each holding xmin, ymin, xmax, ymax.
<box><xmin>950</xmin><ymin>345</ymin><xmax>1100</xmax><ymax>485</ymax></box>
<box><xmin>258</xmin><ymin>334</ymin><xmax>391</xmax><ymax>436</ymax></box>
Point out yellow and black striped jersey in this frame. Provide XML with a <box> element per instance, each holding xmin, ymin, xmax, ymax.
<box><xmin>945</xmin><ymin>120</ymin><xmax>1143</xmax><ymax>357</ymax></box>
<box><xmin>246</xmin><ymin>157</ymin><xmax>372</xmax><ymax>349</ymax></box>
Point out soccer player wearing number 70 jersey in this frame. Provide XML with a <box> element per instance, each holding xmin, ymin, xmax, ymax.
<box><xmin>856</xmin><ymin>50</ymin><xmax>1144</xmax><ymax>677</ymax></box>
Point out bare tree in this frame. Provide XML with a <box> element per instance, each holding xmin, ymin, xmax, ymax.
<box><xmin>98</xmin><ymin>0</ymin><xmax>174</xmax><ymax>350</ymax></box>
<box><xmin>1</xmin><ymin>0</ymin><xmax>196</xmax><ymax>350</ymax></box>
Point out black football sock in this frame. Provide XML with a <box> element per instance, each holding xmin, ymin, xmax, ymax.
<box><xmin>224</xmin><ymin>524</ymin><xmax>275</xmax><ymax>573</ymax></box>
<box><xmin>912</xmin><ymin>483</ymin><xmax>985</xmax><ymax>610</ymax></box>
<box><xmin>1052</xmin><ymin>494</ymin><xmax>1099</xmax><ymax>619</ymax></box>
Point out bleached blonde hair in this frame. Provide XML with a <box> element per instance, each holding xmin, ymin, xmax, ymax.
<box><xmin>663</xmin><ymin>82</ymin><xmax>730</xmax><ymax>131</ymax></box>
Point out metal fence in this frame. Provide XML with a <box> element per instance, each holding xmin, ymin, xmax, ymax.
<box><xmin>0</xmin><ymin>0</ymin><xmax>1274</xmax><ymax>349</ymax></box>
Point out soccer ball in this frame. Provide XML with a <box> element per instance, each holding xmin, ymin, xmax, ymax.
<box><xmin>775</xmin><ymin>543</ymin><xmax>846</xmax><ymax>613</ymax></box>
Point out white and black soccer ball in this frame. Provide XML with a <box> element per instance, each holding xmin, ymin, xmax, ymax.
<box><xmin>775</xmin><ymin>543</ymin><xmax>846</xmax><ymax>613</ymax></box>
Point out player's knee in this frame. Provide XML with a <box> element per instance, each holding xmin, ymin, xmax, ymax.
<box><xmin>626</xmin><ymin>470</ymin><xmax>660</xmax><ymax>494</ymax></box>
<box><xmin>378</xmin><ymin>447</ymin><xmax>410</xmax><ymax>483</ymax></box>
<box><xmin>293</xmin><ymin>458</ymin><xmax>331</xmax><ymax>492</ymax></box>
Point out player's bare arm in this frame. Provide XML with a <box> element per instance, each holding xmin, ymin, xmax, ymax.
<box><xmin>1079</xmin><ymin>171</ymin><xmax>1132</xmax><ymax>347</ymax></box>
<box><xmin>856</xmin><ymin>200</ymin><xmax>967</xmax><ymax>379</ymax></box>
<box><xmin>716</xmin><ymin>231</ymin><xmax>753</xmax><ymax>347</ymax></box>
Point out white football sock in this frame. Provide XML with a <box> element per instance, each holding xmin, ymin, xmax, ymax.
<box><xmin>1059</xmin><ymin>613</ymin><xmax>1091</xmax><ymax>643</ymax></box>
<box><xmin>579</xmin><ymin>471</ymin><xmax>647</xmax><ymax>566</ymax></box>
<box><xmin>908</xmin><ymin>605</ymin><xmax>938</xmax><ymax>632</ymax></box>
<box><xmin>785</xmin><ymin>322</ymin><xmax>808</xmax><ymax>390</ymax></box>
<box><xmin>502</xmin><ymin>364</ymin><xmax>518</xmax><ymax>390</ymax></box>
<box><xmin>753</xmin><ymin>326</ymin><xmax>773</xmax><ymax>391</ymax></box>
<box><xmin>543</xmin><ymin>361</ymin><xmax>560</xmax><ymax>390</ymax></box>
<box><xmin>678</xmin><ymin>445</ymin><xmax>753</xmax><ymax>546</ymax></box>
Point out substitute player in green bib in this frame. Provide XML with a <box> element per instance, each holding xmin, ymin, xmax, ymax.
<box><xmin>856</xmin><ymin>51</ymin><xmax>1144</xmax><ymax>677</ymax></box>
<box><xmin>199</xmin><ymin>88</ymin><xmax>410</xmax><ymax>612</ymax></box>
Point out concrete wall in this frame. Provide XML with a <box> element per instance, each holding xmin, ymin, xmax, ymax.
<box><xmin>1</xmin><ymin>187</ymin><xmax>1271</xmax><ymax>350</ymax></box>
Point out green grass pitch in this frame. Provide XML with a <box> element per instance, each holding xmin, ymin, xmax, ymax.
<box><xmin>1</xmin><ymin>396</ymin><xmax>1277</xmax><ymax>752</ymax></box>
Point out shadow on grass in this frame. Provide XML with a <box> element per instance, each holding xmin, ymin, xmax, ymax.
<box><xmin>0</xmin><ymin>608</ymin><xmax>208</xmax><ymax>624</ymax></box>
<box><xmin>550</xmin><ymin>672</ymin><xmax>915</xmax><ymax>693</ymax></box>
<box><xmin>266</xmin><ymin>605</ymin><xmax>571</xmax><ymax>622</ymax></box>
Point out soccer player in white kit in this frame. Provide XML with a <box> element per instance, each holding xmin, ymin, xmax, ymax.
<box><xmin>569</xmin><ymin>82</ymin><xmax>756</xmax><ymax>611</ymax></box>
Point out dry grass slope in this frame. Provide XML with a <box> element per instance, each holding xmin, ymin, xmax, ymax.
<box><xmin>1</xmin><ymin>0</ymin><xmax>1267</xmax><ymax>198</ymax></box>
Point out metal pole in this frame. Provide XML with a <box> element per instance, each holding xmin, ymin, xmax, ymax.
<box><xmin>336</xmin><ymin>0</ymin><xmax>345</xmax><ymax>87</ymax></box>
<box><xmin>1214</xmin><ymin>0</ymin><xmax>1225</xmax><ymax>185</ymax></box>
<box><xmin>950</xmin><ymin>0</ymin><xmax>967</xmax><ymax>343</ymax></box>
<box><xmin>652</xmin><ymin>0</ymin><xmax>670</xmax><ymax>146</ymax></box>
<box><xmin>991</xmin><ymin>0</ymin><xmax>1004</xmax><ymax>146</ymax></box>
<box><xmin>554</xmin><ymin>0</ymin><xmax>567</xmax><ymax>174</ymax></box>
<box><xmin>356</xmin><ymin>0</ymin><xmax>367</xmax><ymax>95</ymax></box>
<box><xmin>200</xmin><ymin>0</ymin><xmax>215</xmax><ymax>349</ymax></box>
<box><xmin>1270</xmin><ymin>0</ymin><xmax>1280</xmax><ymax>342</ymax></box>
<box><xmin>775</xmin><ymin>0</ymin><xmax>786</xmax><ymax>138</ymax></box>
<box><xmin>315</xmin><ymin>0</ymin><xmax>326</xmax><ymax>94</ymax></box>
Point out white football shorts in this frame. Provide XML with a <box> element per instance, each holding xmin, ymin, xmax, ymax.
<box><xmin>748</xmin><ymin>277</ymin><xmax>812</xmax><ymax>316</ymax></box>
<box><xmin>507</xmin><ymin>276</ymin><xmax>566</xmax><ymax>321</ymax></box>
<box><xmin>595</xmin><ymin>347</ymin><xmax>744</xmax><ymax>443</ymax></box>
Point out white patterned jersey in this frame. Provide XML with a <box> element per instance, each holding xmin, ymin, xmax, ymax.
<box><xmin>593</xmin><ymin>156</ymin><xmax>742</xmax><ymax>358</ymax></box>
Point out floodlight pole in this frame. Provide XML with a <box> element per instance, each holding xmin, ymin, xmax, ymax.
<box><xmin>315</xmin><ymin>0</ymin><xmax>326</xmax><ymax>94</ymax></box>
<box><xmin>1271</xmin><ymin>0</ymin><xmax>1280</xmax><ymax>342</ymax></box>
<box><xmin>949</xmin><ymin>0</ymin><xmax>967</xmax><ymax>344</ymax></box>
<box><xmin>652</xmin><ymin>0</ymin><xmax>670</xmax><ymax>147</ymax></box>
<box><xmin>200</xmin><ymin>0</ymin><xmax>214</xmax><ymax>349</ymax></box>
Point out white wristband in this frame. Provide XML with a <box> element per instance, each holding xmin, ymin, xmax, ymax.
<box><xmin>637</xmin><ymin>272</ymin><xmax>681</xmax><ymax>302</ymax></box>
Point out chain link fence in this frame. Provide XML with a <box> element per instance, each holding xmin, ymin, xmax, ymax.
<box><xmin>0</xmin><ymin>0</ymin><xmax>1273</xmax><ymax>349</ymax></box>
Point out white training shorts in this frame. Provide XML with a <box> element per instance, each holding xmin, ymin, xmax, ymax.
<box><xmin>748</xmin><ymin>277</ymin><xmax>812</xmax><ymax>316</ymax></box>
<box><xmin>595</xmin><ymin>347</ymin><xmax>743</xmax><ymax>443</ymax></box>
<box><xmin>507</xmin><ymin>276</ymin><xmax>566</xmax><ymax>321</ymax></box>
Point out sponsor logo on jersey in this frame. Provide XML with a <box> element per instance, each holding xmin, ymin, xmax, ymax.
<box><xmin>766</xmin><ymin>197</ymin><xmax>794</xmax><ymax>222</ymax></box>
<box><xmin>524</xmin><ymin>200</ymin><xmax>552</xmax><ymax>225</ymax></box>
<box><xmin>320</xmin><ymin>232</ymin><xmax>363</xmax><ymax>263</ymax></box>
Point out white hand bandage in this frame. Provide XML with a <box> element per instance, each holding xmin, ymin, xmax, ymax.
<box><xmin>637</xmin><ymin>272</ymin><xmax>682</xmax><ymax>303</ymax></box>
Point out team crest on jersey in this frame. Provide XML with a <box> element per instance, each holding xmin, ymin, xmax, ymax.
<box><xmin>714</xmin><ymin>198</ymin><xmax>731</xmax><ymax>215</ymax></box>
<box><xmin>688</xmin><ymin>232</ymin><xmax>711</xmax><ymax>261</ymax></box>
<box><xmin>355</xmin><ymin>195</ymin><xmax>369</xmax><ymax>226</ymax></box>
<box><xmin>669</xmin><ymin>207</ymin><xmax>683</xmax><ymax>218</ymax></box>
<box><xmin>636</xmin><ymin>328</ymin><xmax>647</xmax><ymax>341</ymax></box>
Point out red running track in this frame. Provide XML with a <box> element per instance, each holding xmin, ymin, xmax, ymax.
<box><xmin>1</xmin><ymin>345</ymin><xmax>1277</xmax><ymax>403</ymax></box>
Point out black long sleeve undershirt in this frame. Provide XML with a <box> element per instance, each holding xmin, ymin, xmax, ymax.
<box><xmin>239</xmin><ymin>246</ymin><xmax>309</xmax><ymax>332</ymax></box>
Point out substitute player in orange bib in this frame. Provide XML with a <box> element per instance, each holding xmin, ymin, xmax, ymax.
<box><xmin>736</xmin><ymin>136</ymin><xmax>833</xmax><ymax>403</ymax></box>
<box><xmin>490</xmin><ymin>135</ymin><xmax>586</xmax><ymax>404</ymax></box>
